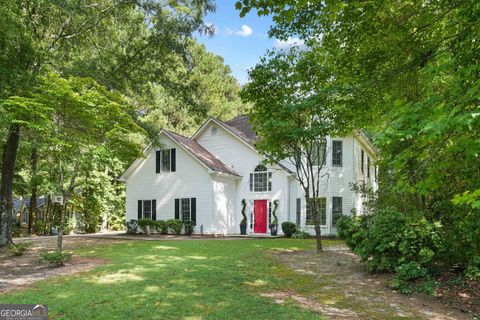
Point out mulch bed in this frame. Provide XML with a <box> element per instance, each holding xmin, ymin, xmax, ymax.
<box><xmin>436</xmin><ymin>272</ymin><xmax>480</xmax><ymax>318</ymax></box>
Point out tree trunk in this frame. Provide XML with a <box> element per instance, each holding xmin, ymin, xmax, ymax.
<box><xmin>0</xmin><ymin>125</ymin><xmax>21</xmax><ymax>246</ymax></box>
<box><xmin>305</xmin><ymin>195</ymin><xmax>323</xmax><ymax>253</ymax></box>
<box><xmin>28</xmin><ymin>147</ymin><xmax>38</xmax><ymax>235</ymax></box>
<box><xmin>45</xmin><ymin>195</ymin><xmax>52</xmax><ymax>235</ymax></box>
<box><xmin>56</xmin><ymin>198</ymin><xmax>68</xmax><ymax>253</ymax></box>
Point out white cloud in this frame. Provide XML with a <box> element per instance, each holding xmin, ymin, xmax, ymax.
<box><xmin>273</xmin><ymin>37</ymin><xmax>305</xmax><ymax>49</ymax></box>
<box><xmin>226</xmin><ymin>24</ymin><xmax>253</xmax><ymax>37</ymax></box>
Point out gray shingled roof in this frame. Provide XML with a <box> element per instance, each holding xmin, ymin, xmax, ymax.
<box><xmin>165</xmin><ymin>130</ymin><xmax>240</xmax><ymax>177</ymax></box>
<box><xmin>222</xmin><ymin>115</ymin><xmax>257</xmax><ymax>144</ymax></box>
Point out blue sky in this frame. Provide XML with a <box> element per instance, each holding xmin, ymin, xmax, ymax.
<box><xmin>195</xmin><ymin>2</ymin><xmax>303</xmax><ymax>85</ymax></box>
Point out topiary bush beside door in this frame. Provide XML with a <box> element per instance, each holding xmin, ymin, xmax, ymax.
<box><xmin>240</xmin><ymin>199</ymin><xmax>247</xmax><ymax>235</ymax></box>
<box><xmin>269</xmin><ymin>200</ymin><xmax>279</xmax><ymax>236</ymax></box>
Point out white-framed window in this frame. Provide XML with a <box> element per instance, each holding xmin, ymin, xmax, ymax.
<box><xmin>143</xmin><ymin>200</ymin><xmax>152</xmax><ymax>219</ymax></box>
<box><xmin>249</xmin><ymin>164</ymin><xmax>272</xmax><ymax>192</ymax></box>
<box><xmin>181</xmin><ymin>198</ymin><xmax>191</xmax><ymax>221</ymax></box>
<box><xmin>306</xmin><ymin>197</ymin><xmax>327</xmax><ymax>226</ymax></box>
<box><xmin>332</xmin><ymin>197</ymin><xmax>343</xmax><ymax>226</ymax></box>
<box><xmin>332</xmin><ymin>140</ymin><xmax>343</xmax><ymax>167</ymax></box>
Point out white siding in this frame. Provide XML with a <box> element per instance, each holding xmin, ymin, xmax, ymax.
<box><xmin>195</xmin><ymin>122</ymin><xmax>292</xmax><ymax>234</ymax></box>
<box><xmin>352</xmin><ymin>133</ymin><xmax>379</xmax><ymax>215</ymax></box>
<box><xmin>211</xmin><ymin>176</ymin><xmax>237</xmax><ymax>234</ymax></box>
<box><xmin>125</xmin><ymin>133</ymin><xmax>213</xmax><ymax>233</ymax></box>
<box><xmin>294</xmin><ymin>136</ymin><xmax>357</xmax><ymax>235</ymax></box>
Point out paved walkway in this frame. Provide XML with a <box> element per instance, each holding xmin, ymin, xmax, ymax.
<box><xmin>13</xmin><ymin>231</ymin><xmax>282</xmax><ymax>243</ymax></box>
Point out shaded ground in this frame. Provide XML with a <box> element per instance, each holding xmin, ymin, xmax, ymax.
<box><xmin>270</xmin><ymin>244</ymin><xmax>474</xmax><ymax>320</ymax></box>
<box><xmin>0</xmin><ymin>237</ymin><xmax>477</xmax><ymax>319</ymax></box>
<box><xmin>0</xmin><ymin>236</ymin><xmax>127</xmax><ymax>294</ymax></box>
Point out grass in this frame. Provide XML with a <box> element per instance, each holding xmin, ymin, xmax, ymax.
<box><xmin>0</xmin><ymin>239</ymin><xmax>343</xmax><ymax>320</ymax></box>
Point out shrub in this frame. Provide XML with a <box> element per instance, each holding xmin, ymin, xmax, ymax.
<box><xmin>291</xmin><ymin>230</ymin><xmax>311</xmax><ymax>239</ymax></box>
<box><xmin>7</xmin><ymin>242</ymin><xmax>32</xmax><ymax>256</ymax></box>
<box><xmin>155</xmin><ymin>220</ymin><xmax>168</xmax><ymax>234</ymax></box>
<box><xmin>183</xmin><ymin>220</ymin><xmax>194</xmax><ymax>235</ymax></box>
<box><xmin>138</xmin><ymin>219</ymin><xmax>156</xmax><ymax>228</ymax></box>
<box><xmin>126</xmin><ymin>220</ymin><xmax>140</xmax><ymax>234</ymax></box>
<box><xmin>167</xmin><ymin>219</ymin><xmax>183</xmax><ymax>235</ymax></box>
<box><xmin>337</xmin><ymin>209</ymin><xmax>442</xmax><ymax>273</ymax></box>
<box><xmin>466</xmin><ymin>256</ymin><xmax>480</xmax><ymax>280</ymax></box>
<box><xmin>337</xmin><ymin>208</ymin><xmax>443</xmax><ymax>293</ymax></box>
<box><xmin>281</xmin><ymin>222</ymin><xmax>297</xmax><ymax>238</ymax></box>
<box><xmin>240</xmin><ymin>199</ymin><xmax>247</xmax><ymax>225</ymax></box>
<box><xmin>34</xmin><ymin>221</ymin><xmax>46</xmax><ymax>235</ymax></box>
<box><xmin>39</xmin><ymin>251</ymin><xmax>73</xmax><ymax>267</ymax></box>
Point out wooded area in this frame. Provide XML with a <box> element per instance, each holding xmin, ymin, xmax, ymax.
<box><xmin>0</xmin><ymin>0</ymin><xmax>246</xmax><ymax>251</ymax></box>
<box><xmin>238</xmin><ymin>0</ymin><xmax>479</xmax><ymax>290</ymax></box>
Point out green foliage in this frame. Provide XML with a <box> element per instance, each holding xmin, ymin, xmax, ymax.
<box><xmin>291</xmin><ymin>230</ymin><xmax>311</xmax><ymax>239</ymax></box>
<box><xmin>7</xmin><ymin>242</ymin><xmax>31</xmax><ymax>256</ymax></box>
<box><xmin>281</xmin><ymin>222</ymin><xmax>297</xmax><ymax>238</ymax></box>
<box><xmin>240</xmin><ymin>199</ymin><xmax>247</xmax><ymax>225</ymax></box>
<box><xmin>63</xmin><ymin>218</ymin><xmax>74</xmax><ymax>235</ymax></box>
<box><xmin>34</xmin><ymin>221</ymin><xmax>46</xmax><ymax>235</ymax></box>
<box><xmin>39</xmin><ymin>251</ymin><xmax>73</xmax><ymax>267</ymax></box>
<box><xmin>466</xmin><ymin>256</ymin><xmax>480</xmax><ymax>281</ymax></box>
<box><xmin>337</xmin><ymin>210</ymin><xmax>442</xmax><ymax>273</ymax></box>
<box><xmin>167</xmin><ymin>219</ymin><xmax>183</xmax><ymax>235</ymax></box>
<box><xmin>238</xmin><ymin>0</ymin><xmax>480</xmax><ymax>281</ymax></box>
<box><xmin>155</xmin><ymin>220</ymin><xmax>169</xmax><ymax>234</ymax></box>
<box><xmin>138</xmin><ymin>219</ymin><xmax>156</xmax><ymax>228</ymax></box>
<box><xmin>183</xmin><ymin>220</ymin><xmax>194</xmax><ymax>236</ymax></box>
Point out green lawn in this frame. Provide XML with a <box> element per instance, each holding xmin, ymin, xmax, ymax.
<box><xmin>1</xmin><ymin>239</ymin><xmax>342</xmax><ymax>319</ymax></box>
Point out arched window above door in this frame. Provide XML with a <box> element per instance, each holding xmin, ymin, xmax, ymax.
<box><xmin>250</xmin><ymin>164</ymin><xmax>272</xmax><ymax>192</ymax></box>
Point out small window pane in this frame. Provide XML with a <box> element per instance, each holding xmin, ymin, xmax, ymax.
<box><xmin>181</xmin><ymin>198</ymin><xmax>191</xmax><ymax>221</ymax></box>
<box><xmin>332</xmin><ymin>140</ymin><xmax>343</xmax><ymax>166</ymax></box>
<box><xmin>143</xmin><ymin>200</ymin><xmax>152</xmax><ymax>219</ymax></box>
<box><xmin>162</xmin><ymin>149</ymin><xmax>171</xmax><ymax>172</ymax></box>
<box><xmin>332</xmin><ymin>197</ymin><xmax>342</xmax><ymax>226</ymax></box>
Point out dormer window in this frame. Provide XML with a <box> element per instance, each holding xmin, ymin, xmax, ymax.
<box><xmin>249</xmin><ymin>164</ymin><xmax>272</xmax><ymax>192</ymax></box>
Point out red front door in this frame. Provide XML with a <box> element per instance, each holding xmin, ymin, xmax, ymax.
<box><xmin>254</xmin><ymin>200</ymin><xmax>268</xmax><ymax>233</ymax></box>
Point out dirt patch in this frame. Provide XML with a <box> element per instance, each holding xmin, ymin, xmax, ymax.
<box><xmin>261</xmin><ymin>291</ymin><xmax>358</xmax><ymax>318</ymax></box>
<box><xmin>0</xmin><ymin>236</ymin><xmax>127</xmax><ymax>294</ymax></box>
<box><xmin>436</xmin><ymin>272</ymin><xmax>480</xmax><ymax>317</ymax></box>
<box><xmin>270</xmin><ymin>245</ymin><xmax>474</xmax><ymax>320</ymax></box>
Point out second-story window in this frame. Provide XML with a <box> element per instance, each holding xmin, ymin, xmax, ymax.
<box><xmin>332</xmin><ymin>140</ymin><xmax>343</xmax><ymax>167</ymax></box>
<box><xmin>250</xmin><ymin>164</ymin><xmax>272</xmax><ymax>192</ymax></box>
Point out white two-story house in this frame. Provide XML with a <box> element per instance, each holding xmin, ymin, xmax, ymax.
<box><xmin>119</xmin><ymin>115</ymin><xmax>378</xmax><ymax>235</ymax></box>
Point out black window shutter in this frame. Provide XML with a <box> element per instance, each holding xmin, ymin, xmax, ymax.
<box><xmin>137</xmin><ymin>200</ymin><xmax>142</xmax><ymax>219</ymax></box>
<box><xmin>152</xmin><ymin>199</ymin><xmax>157</xmax><ymax>220</ymax></box>
<box><xmin>175</xmin><ymin>199</ymin><xmax>180</xmax><ymax>219</ymax></box>
<box><xmin>156</xmin><ymin>150</ymin><xmax>161</xmax><ymax>173</ymax></box>
<box><xmin>191</xmin><ymin>198</ymin><xmax>196</xmax><ymax>225</ymax></box>
<box><xmin>171</xmin><ymin>148</ymin><xmax>176</xmax><ymax>172</ymax></box>
<box><xmin>249</xmin><ymin>173</ymin><xmax>253</xmax><ymax>191</ymax></box>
